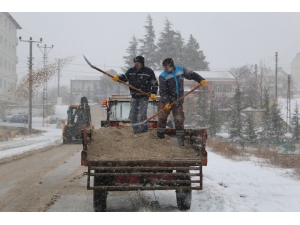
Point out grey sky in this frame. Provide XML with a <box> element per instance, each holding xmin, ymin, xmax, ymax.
<box><xmin>8</xmin><ymin>11</ymin><xmax>300</xmax><ymax>88</ymax></box>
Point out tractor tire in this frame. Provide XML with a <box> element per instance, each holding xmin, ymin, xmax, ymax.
<box><xmin>93</xmin><ymin>170</ymin><xmax>108</xmax><ymax>212</ymax></box>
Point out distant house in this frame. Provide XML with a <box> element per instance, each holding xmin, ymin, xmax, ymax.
<box><xmin>291</xmin><ymin>53</ymin><xmax>300</xmax><ymax>94</ymax></box>
<box><xmin>70</xmin><ymin>76</ymin><xmax>101</xmax><ymax>104</ymax></box>
<box><xmin>262</xmin><ymin>67</ymin><xmax>290</xmax><ymax>98</ymax></box>
<box><xmin>154</xmin><ymin>70</ymin><xmax>237</xmax><ymax>104</ymax></box>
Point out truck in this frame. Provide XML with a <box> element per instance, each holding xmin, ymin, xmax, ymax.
<box><xmin>81</xmin><ymin>95</ymin><xmax>208</xmax><ymax>212</ymax></box>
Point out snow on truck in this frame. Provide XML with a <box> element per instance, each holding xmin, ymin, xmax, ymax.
<box><xmin>80</xmin><ymin>95</ymin><xmax>208</xmax><ymax>212</ymax></box>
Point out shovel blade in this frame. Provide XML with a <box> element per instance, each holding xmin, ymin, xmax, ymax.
<box><xmin>131</xmin><ymin>120</ymin><xmax>148</xmax><ymax>127</ymax></box>
<box><xmin>83</xmin><ymin>55</ymin><xmax>96</xmax><ymax>69</ymax></box>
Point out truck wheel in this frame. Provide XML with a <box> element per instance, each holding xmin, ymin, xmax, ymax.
<box><xmin>93</xmin><ymin>170</ymin><xmax>108</xmax><ymax>212</ymax></box>
<box><xmin>93</xmin><ymin>189</ymin><xmax>107</xmax><ymax>212</ymax></box>
<box><xmin>176</xmin><ymin>189</ymin><xmax>192</xmax><ymax>211</ymax></box>
<box><xmin>175</xmin><ymin>171</ymin><xmax>192</xmax><ymax>211</ymax></box>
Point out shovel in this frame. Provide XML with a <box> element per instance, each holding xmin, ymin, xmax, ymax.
<box><xmin>83</xmin><ymin>55</ymin><xmax>150</xmax><ymax>97</ymax></box>
<box><xmin>131</xmin><ymin>82</ymin><xmax>203</xmax><ymax>127</ymax></box>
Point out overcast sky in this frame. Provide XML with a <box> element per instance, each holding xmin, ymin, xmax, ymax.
<box><xmin>4</xmin><ymin>1</ymin><xmax>300</xmax><ymax>88</ymax></box>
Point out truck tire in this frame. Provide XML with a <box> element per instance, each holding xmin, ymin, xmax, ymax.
<box><xmin>93</xmin><ymin>170</ymin><xmax>108</xmax><ymax>212</ymax></box>
<box><xmin>176</xmin><ymin>189</ymin><xmax>192</xmax><ymax>211</ymax></box>
<box><xmin>175</xmin><ymin>171</ymin><xmax>192</xmax><ymax>211</ymax></box>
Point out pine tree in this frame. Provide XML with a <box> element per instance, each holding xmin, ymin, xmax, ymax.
<box><xmin>269</xmin><ymin>102</ymin><xmax>284</xmax><ymax>142</ymax></box>
<box><xmin>229</xmin><ymin>86</ymin><xmax>244</xmax><ymax>140</ymax></box>
<box><xmin>156</xmin><ymin>19</ymin><xmax>184</xmax><ymax>66</ymax></box>
<box><xmin>208</xmin><ymin>98</ymin><xmax>221</xmax><ymax>137</ymax></box>
<box><xmin>259</xmin><ymin>89</ymin><xmax>272</xmax><ymax>142</ymax></box>
<box><xmin>138</xmin><ymin>14</ymin><xmax>158</xmax><ymax>70</ymax></box>
<box><xmin>244</xmin><ymin>115</ymin><xmax>257</xmax><ymax>141</ymax></box>
<box><xmin>291</xmin><ymin>102</ymin><xmax>300</xmax><ymax>141</ymax></box>
<box><xmin>122</xmin><ymin>36</ymin><xmax>139</xmax><ymax>72</ymax></box>
<box><xmin>182</xmin><ymin>34</ymin><xmax>209</xmax><ymax>71</ymax></box>
<box><xmin>197</xmin><ymin>88</ymin><xmax>208</xmax><ymax>127</ymax></box>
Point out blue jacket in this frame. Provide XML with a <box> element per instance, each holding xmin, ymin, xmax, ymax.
<box><xmin>159</xmin><ymin>66</ymin><xmax>205</xmax><ymax>105</ymax></box>
<box><xmin>119</xmin><ymin>65</ymin><xmax>158</xmax><ymax>98</ymax></box>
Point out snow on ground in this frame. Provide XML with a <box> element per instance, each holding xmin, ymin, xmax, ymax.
<box><xmin>200</xmin><ymin>151</ymin><xmax>300</xmax><ymax>212</ymax></box>
<box><xmin>0</xmin><ymin>117</ymin><xmax>62</xmax><ymax>159</ymax></box>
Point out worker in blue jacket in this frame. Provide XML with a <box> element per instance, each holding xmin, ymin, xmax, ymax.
<box><xmin>157</xmin><ymin>58</ymin><xmax>206</xmax><ymax>146</ymax></box>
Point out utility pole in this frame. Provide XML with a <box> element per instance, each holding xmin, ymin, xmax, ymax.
<box><xmin>37</xmin><ymin>44</ymin><xmax>54</xmax><ymax>127</ymax></box>
<box><xmin>56</xmin><ymin>58</ymin><xmax>61</xmax><ymax>98</ymax></box>
<box><xmin>287</xmin><ymin>74</ymin><xmax>291</xmax><ymax>132</ymax></box>
<box><xmin>19</xmin><ymin>36</ymin><xmax>42</xmax><ymax>135</ymax></box>
<box><xmin>254</xmin><ymin>64</ymin><xmax>258</xmax><ymax>108</ymax></box>
<box><xmin>275</xmin><ymin>52</ymin><xmax>278</xmax><ymax>99</ymax></box>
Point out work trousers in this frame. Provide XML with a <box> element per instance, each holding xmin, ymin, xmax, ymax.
<box><xmin>129</xmin><ymin>96</ymin><xmax>149</xmax><ymax>134</ymax></box>
<box><xmin>157</xmin><ymin>102</ymin><xmax>184</xmax><ymax>133</ymax></box>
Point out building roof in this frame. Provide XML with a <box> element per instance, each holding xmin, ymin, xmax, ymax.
<box><xmin>154</xmin><ymin>70</ymin><xmax>235</xmax><ymax>80</ymax></box>
<box><xmin>3</xmin><ymin>12</ymin><xmax>22</xmax><ymax>29</ymax></box>
<box><xmin>71</xmin><ymin>75</ymin><xmax>101</xmax><ymax>81</ymax></box>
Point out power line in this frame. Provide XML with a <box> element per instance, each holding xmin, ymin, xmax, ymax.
<box><xmin>37</xmin><ymin>43</ymin><xmax>54</xmax><ymax>127</ymax></box>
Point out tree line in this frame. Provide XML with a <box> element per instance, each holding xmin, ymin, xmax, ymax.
<box><xmin>122</xmin><ymin>14</ymin><xmax>210</xmax><ymax>72</ymax></box>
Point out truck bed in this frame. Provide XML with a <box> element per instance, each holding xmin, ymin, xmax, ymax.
<box><xmin>87</xmin><ymin>127</ymin><xmax>201</xmax><ymax>161</ymax></box>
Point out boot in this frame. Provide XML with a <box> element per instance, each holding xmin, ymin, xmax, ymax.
<box><xmin>176</xmin><ymin>130</ymin><xmax>185</xmax><ymax>146</ymax></box>
<box><xmin>157</xmin><ymin>131</ymin><xmax>165</xmax><ymax>139</ymax></box>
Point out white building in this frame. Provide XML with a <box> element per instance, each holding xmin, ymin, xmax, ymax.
<box><xmin>0</xmin><ymin>12</ymin><xmax>21</xmax><ymax>103</ymax></box>
<box><xmin>291</xmin><ymin>52</ymin><xmax>300</xmax><ymax>94</ymax></box>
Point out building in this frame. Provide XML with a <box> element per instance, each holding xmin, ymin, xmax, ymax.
<box><xmin>262</xmin><ymin>67</ymin><xmax>290</xmax><ymax>98</ymax></box>
<box><xmin>70</xmin><ymin>75</ymin><xmax>128</xmax><ymax>104</ymax></box>
<box><xmin>291</xmin><ymin>53</ymin><xmax>300</xmax><ymax>94</ymax></box>
<box><xmin>0</xmin><ymin>12</ymin><xmax>21</xmax><ymax>103</ymax></box>
<box><xmin>154</xmin><ymin>70</ymin><xmax>237</xmax><ymax>104</ymax></box>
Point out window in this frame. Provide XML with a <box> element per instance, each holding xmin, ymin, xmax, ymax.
<box><xmin>4</xmin><ymin>59</ymin><xmax>7</xmax><ymax>69</ymax></box>
<box><xmin>214</xmin><ymin>84</ymin><xmax>232</xmax><ymax>92</ymax></box>
<box><xmin>5</xmin><ymin>19</ymin><xmax>7</xmax><ymax>28</ymax></box>
<box><xmin>0</xmin><ymin>35</ymin><xmax>2</xmax><ymax>46</ymax></box>
<box><xmin>4</xmin><ymin>80</ymin><xmax>6</xmax><ymax>89</ymax></box>
<box><xmin>5</xmin><ymin>39</ymin><xmax>7</xmax><ymax>48</ymax></box>
<box><xmin>9</xmin><ymin>62</ymin><xmax>11</xmax><ymax>71</ymax></box>
<box><xmin>0</xmin><ymin>57</ymin><xmax>2</xmax><ymax>67</ymax></box>
<box><xmin>0</xmin><ymin>79</ymin><xmax>2</xmax><ymax>88</ymax></box>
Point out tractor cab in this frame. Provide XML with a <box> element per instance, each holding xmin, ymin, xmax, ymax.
<box><xmin>100</xmin><ymin>95</ymin><xmax>159</xmax><ymax>128</ymax></box>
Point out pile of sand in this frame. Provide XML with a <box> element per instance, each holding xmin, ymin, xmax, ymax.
<box><xmin>87</xmin><ymin>127</ymin><xmax>200</xmax><ymax>161</ymax></box>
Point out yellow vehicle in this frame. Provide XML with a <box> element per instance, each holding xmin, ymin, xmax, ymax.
<box><xmin>62</xmin><ymin>104</ymin><xmax>93</xmax><ymax>144</ymax></box>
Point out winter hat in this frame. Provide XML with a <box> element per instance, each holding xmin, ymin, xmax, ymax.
<box><xmin>81</xmin><ymin>96</ymin><xmax>88</xmax><ymax>104</ymax></box>
<box><xmin>162</xmin><ymin>58</ymin><xmax>175</xmax><ymax>68</ymax></box>
<box><xmin>133</xmin><ymin>56</ymin><xmax>144</xmax><ymax>64</ymax></box>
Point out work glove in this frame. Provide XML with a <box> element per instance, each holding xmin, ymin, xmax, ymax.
<box><xmin>150</xmin><ymin>94</ymin><xmax>156</xmax><ymax>101</ymax></box>
<box><xmin>200</xmin><ymin>80</ymin><xmax>207</xmax><ymax>87</ymax></box>
<box><xmin>112</xmin><ymin>76</ymin><xmax>119</xmax><ymax>82</ymax></box>
<box><xmin>165</xmin><ymin>103</ymin><xmax>171</xmax><ymax>110</ymax></box>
